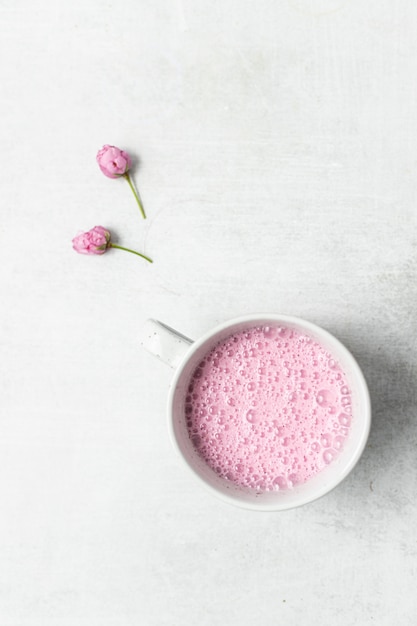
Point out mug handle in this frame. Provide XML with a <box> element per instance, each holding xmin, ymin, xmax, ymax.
<box><xmin>140</xmin><ymin>319</ymin><xmax>193</xmax><ymax>369</ymax></box>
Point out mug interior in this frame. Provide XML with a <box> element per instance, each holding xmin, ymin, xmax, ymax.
<box><xmin>168</xmin><ymin>315</ymin><xmax>371</xmax><ymax>511</ymax></box>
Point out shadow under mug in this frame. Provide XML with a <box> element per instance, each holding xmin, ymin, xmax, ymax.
<box><xmin>140</xmin><ymin>314</ymin><xmax>371</xmax><ymax>511</ymax></box>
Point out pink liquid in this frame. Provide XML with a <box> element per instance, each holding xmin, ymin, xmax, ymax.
<box><xmin>185</xmin><ymin>324</ymin><xmax>353</xmax><ymax>491</ymax></box>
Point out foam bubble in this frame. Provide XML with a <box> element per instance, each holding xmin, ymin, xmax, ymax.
<box><xmin>246</xmin><ymin>410</ymin><xmax>258</xmax><ymax>424</ymax></box>
<box><xmin>333</xmin><ymin>435</ymin><xmax>345</xmax><ymax>451</ymax></box>
<box><xmin>323</xmin><ymin>449</ymin><xmax>336</xmax><ymax>464</ymax></box>
<box><xmin>316</xmin><ymin>389</ymin><xmax>335</xmax><ymax>407</ymax></box>
<box><xmin>320</xmin><ymin>434</ymin><xmax>332</xmax><ymax>448</ymax></box>
<box><xmin>338</xmin><ymin>413</ymin><xmax>351</xmax><ymax>427</ymax></box>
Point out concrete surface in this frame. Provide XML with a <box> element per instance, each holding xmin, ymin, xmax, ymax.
<box><xmin>0</xmin><ymin>1</ymin><xmax>416</xmax><ymax>624</ymax></box>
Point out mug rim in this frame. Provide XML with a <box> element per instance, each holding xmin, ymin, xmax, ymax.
<box><xmin>167</xmin><ymin>313</ymin><xmax>372</xmax><ymax>511</ymax></box>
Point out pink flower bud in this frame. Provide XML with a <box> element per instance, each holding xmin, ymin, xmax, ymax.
<box><xmin>96</xmin><ymin>144</ymin><xmax>132</xmax><ymax>178</ymax></box>
<box><xmin>72</xmin><ymin>226</ymin><xmax>111</xmax><ymax>255</ymax></box>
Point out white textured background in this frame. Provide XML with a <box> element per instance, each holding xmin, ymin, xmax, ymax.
<box><xmin>1</xmin><ymin>1</ymin><xmax>416</xmax><ymax>624</ymax></box>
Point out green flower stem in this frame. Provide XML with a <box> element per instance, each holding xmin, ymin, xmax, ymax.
<box><xmin>123</xmin><ymin>172</ymin><xmax>146</xmax><ymax>219</ymax></box>
<box><xmin>109</xmin><ymin>243</ymin><xmax>153</xmax><ymax>263</ymax></box>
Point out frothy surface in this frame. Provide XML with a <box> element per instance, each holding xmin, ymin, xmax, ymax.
<box><xmin>185</xmin><ymin>324</ymin><xmax>352</xmax><ymax>491</ymax></box>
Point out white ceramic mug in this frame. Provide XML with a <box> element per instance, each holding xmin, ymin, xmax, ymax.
<box><xmin>140</xmin><ymin>314</ymin><xmax>371</xmax><ymax>511</ymax></box>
